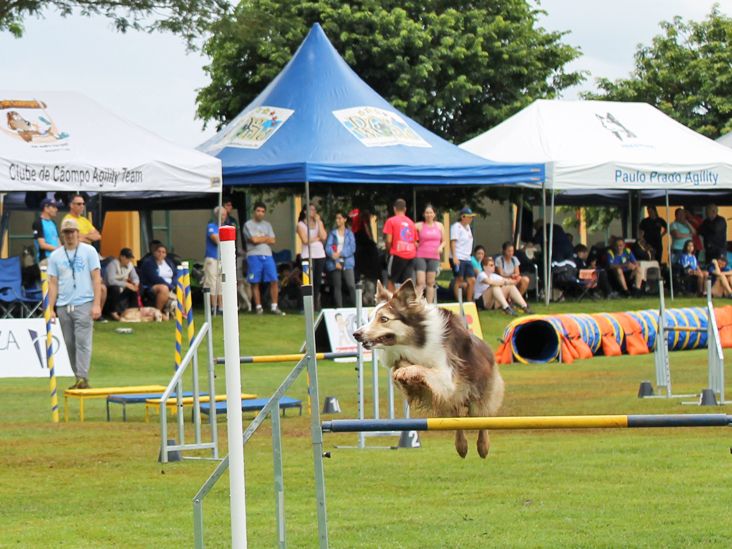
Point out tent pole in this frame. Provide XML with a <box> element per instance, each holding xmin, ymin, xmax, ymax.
<box><xmin>412</xmin><ymin>186</ymin><xmax>417</xmax><ymax>220</ymax></box>
<box><xmin>542</xmin><ymin>182</ymin><xmax>548</xmax><ymax>305</ymax></box>
<box><xmin>665</xmin><ymin>190</ymin><xmax>674</xmax><ymax>300</ymax></box>
<box><xmin>304</xmin><ymin>180</ymin><xmax>312</xmax><ymax>272</ymax></box>
<box><xmin>515</xmin><ymin>191</ymin><xmax>523</xmax><ymax>248</ymax></box>
<box><xmin>548</xmin><ymin>188</ymin><xmax>555</xmax><ymax>303</ymax></box>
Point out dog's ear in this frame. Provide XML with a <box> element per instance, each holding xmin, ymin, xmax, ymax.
<box><xmin>394</xmin><ymin>279</ymin><xmax>419</xmax><ymax>307</ymax></box>
<box><xmin>375</xmin><ymin>280</ymin><xmax>392</xmax><ymax>304</ymax></box>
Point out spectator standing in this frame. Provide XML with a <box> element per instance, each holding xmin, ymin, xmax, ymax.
<box><xmin>353</xmin><ymin>208</ymin><xmax>380</xmax><ymax>306</ymax></box>
<box><xmin>297</xmin><ymin>204</ymin><xmax>327</xmax><ymax>310</ymax></box>
<box><xmin>243</xmin><ymin>201</ymin><xmax>285</xmax><ymax>315</ymax></box>
<box><xmin>204</xmin><ymin>207</ymin><xmax>227</xmax><ymax>313</ymax></box>
<box><xmin>699</xmin><ymin>204</ymin><xmax>727</xmax><ymax>262</ymax></box>
<box><xmin>47</xmin><ymin>218</ymin><xmax>102</xmax><ymax>389</ymax></box>
<box><xmin>383</xmin><ymin>198</ymin><xmax>417</xmax><ymax>293</ymax></box>
<box><xmin>325</xmin><ymin>211</ymin><xmax>357</xmax><ymax>308</ymax></box>
<box><xmin>495</xmin><ymin>241</ymin><xmax>530</xmax><ymax>297</ymax></box>
<box><xmin>62</xmin><ymin>193</ymin><xmax>101</xmax><ymax>245</ymax></box>
<box><xmin>450</xmin><ymin>206</ymin><xmax>476</xmax><ymax>301</ymax></box>
<box><xmin>638</xmin><ymin>205</ymin><xmax>667</xmax><ymax>262</ymax></box>
<box><xmin>608</xmin><ymin>238</ymin><xmax>642</xmax><ymax>296</ymax></box>
<box><xmin>105</xmin><ymin>248</ymin><xmax>140</xmax><ymax>320</ymax></box>
<box><xmin>414</xmin><ymin>204</ymin><xmax>444</xmax><ymax>303</ymax></box>
<box><xmin>669</xmin><ymin>208</ymin><xmax>695</xmax><ymax>262</ymax></box>
<box><xmin>32</xmin><ymin>197</ymin><xmax>60</xmax><ymax>266</ymax></box>
<box><xmin>139</xmin><ymin>242</ymin><xmax>178</xmax><ymax>316</ymax></box>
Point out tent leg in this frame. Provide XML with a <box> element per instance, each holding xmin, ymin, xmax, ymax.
<box><xmin>542</xmin><ymin>183</ymin><xmax>549</xmax><ymax>306</ymax></box>
<box><xmin>665</xmin><ymin>190</ymin><xmax>674</xmax><ymax>300</ymax></box>
<box><xmin>548</xmin><ymin>189</ymin><xmax>555</xmax><ymax>303</ymax></box>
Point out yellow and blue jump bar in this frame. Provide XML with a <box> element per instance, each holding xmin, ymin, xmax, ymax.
<box><xmin>322</xmin><ymin>414</ymin><xmax>732</xmax><ymax>432</ymax></box>
<box><xmin>215</xmin><ymin>352</ymin><xmax>359</xmax><ymax>365</ymax></box>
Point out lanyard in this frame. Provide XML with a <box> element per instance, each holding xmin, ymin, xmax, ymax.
<box><xmin>63</xmin><ymin>246</ymin><xmax>79</xmax><ymax>289</ymax></box>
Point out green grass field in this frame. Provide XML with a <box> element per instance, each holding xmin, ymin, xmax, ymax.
<box><xmin>1</xmin><ymin>295</ymin><xmax>731</xmax><ymax>548</ymax></box>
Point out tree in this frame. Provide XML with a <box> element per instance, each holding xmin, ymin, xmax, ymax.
<box><xmin>0</xmin><ymin>0</ymin><xmax>228</xmax><ymax>47</ymax></box>
<box><xmin>196</xmin><ymin>0</ymin><xmax>583</xmax><ymax>144</ymax></box>
<box><xmin>586</xmin><ymin>7</ymin><xmax>732</xmax><ymax>138</ymax></box>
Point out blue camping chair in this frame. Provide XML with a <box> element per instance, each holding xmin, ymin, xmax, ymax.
<box><xmin>0</xmin><ymin>256</ymin><xmax>42</xmax><ymax>318</ymax></box>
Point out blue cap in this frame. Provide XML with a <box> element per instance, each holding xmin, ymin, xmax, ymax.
<box><xmin>459</xmin><ymin>206</ymin><xmax>476</xmax><ymax>217</ymax></box>
<box><xmin>40</xmin><ymin>198</ymin><xmax>59</xmax><ymax>209</ymax></box>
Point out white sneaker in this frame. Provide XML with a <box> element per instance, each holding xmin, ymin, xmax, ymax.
<box><xmin>270</xmin><ymin>306</ymin><xmax>286</xmax><ymax>316</ymax></box>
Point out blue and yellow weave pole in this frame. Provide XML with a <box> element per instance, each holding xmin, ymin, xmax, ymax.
<box><xmin>40</xmin><ymin>267</ymin><xmax>59</xmax><ymax>423</ymax></box>
<box><xmin>214</xmin><ymin>351</ymin><xmax>359</xmax><ymax>365</ymax></box>
<box><xmin>322</xmin><ymin>414</ymin><xmax>732</xmax><ymax>433</ymax></box>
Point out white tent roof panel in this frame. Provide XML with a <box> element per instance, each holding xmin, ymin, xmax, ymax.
<box><xmin>0</xmin><ymin>91</ymin><xmax>221</xmax><ymax>192</ymax></box>
<box><xmin>461</xmin><ymin>99</ymin><xmax>732</xmax><ymax>191</ymax></box>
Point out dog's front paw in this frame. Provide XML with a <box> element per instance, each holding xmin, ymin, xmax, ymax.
<box><xmin>393</xmin><ymin>365</ymin><xmax>425</xmax><ymax>387</ymax></box>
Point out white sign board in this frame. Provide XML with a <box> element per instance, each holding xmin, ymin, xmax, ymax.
<box><xmin>321</xmin><ymin>307</ymin><xmax>372</xmax><ymax>360</ymax></box>
<box><xmin>333</xmin><ymin>106</ymin><xmax>431</xmax><ymax>148</ymax></box>
<box><xmin>0</xmin><ymin>319</ymin><xmax>73</xmax><ymax>378</ymax></box>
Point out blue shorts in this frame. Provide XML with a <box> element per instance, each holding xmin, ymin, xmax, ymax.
<box><xmin>247</xmin><ymin>255</ymin><xmax>278</xmax><ymax>284</ymax></box>
<box><xmin>454</xmin><ymin>259</ymin><xmax>475</xmax><ymax>279</ymax></box>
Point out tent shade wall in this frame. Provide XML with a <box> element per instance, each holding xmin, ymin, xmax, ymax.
<box><xmin>461</xmin><ymin>100</ymin><xmax>732</xmax><ymax>191</ymax></box>
<box><xmin>199</xmin><ymin>23</ymin><xmax>544</xmax><ymax>187</ymax></box>
<box><xmin>0</xmin><ymin>91</ymin><xmax>222</xmax><ymax>193</ymax></box>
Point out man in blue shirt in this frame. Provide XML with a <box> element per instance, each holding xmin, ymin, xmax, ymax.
<box><xmin>607</xmin><ymin>237</ymin><xmax>642</xmax><ymax>297</ymax></box>
<box><xmin>47</xmin><ymin>218</ymin><xmax>102</xmax><ymax>389</ymax></box>
<box><xmin>204</xmin><ymin>207</ymin><xmax>227</xmax><ymax>313</ymax></box>
<box><xmin>32</xmin><ymin>197</ymin><xmax>60</xmax><ymax>265</ymax></box>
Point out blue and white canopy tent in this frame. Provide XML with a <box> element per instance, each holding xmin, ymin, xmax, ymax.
<box><xmin>199</xmin><ymin>23</ymin><xmax>544</xmax><ymax>189</ymax></box>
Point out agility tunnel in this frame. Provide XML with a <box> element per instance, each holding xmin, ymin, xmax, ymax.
<box><xmin>496</xmin><ymin>306</ymin><xmax>732</xmax><ymax>365</ymax></box>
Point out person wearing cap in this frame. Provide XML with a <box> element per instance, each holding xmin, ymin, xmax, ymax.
<box><xmin>450</xmin><ymin>206</ymin><xmax>477</xmax><ymax>301</ymax></box>
<box><xmin>62</xmin><ymin>193</ymin><xmax>101</xmax><ymax>245</ymax></box>
<box><xmin>383</xmin><ymin>198</ymin><xmax>417</xmax><ymax>293</ymax></box>
<box><xmin>47</xmin><ymin>218</ymin><xmax>102</xmax><ymax>389</ymax></box>
<box><xmin>104</xmin><ymin>248</ymin><xmax>140</xmax><ymax>321</ymax></box>
<box><xmin>32</xmin><ymin>197</ymin><xmax>60</xmax><ymax>266</ymax></box>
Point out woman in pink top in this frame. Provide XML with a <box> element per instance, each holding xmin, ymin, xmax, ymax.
<box><xmin>414</xmin><ymin>204</ymin><xmax>444</xmax><ymax>303</ymax></box>
<box><xmin>297</xmin><ymin>204</ymin><xmax>327</xmax><ymax>310</ymax></box>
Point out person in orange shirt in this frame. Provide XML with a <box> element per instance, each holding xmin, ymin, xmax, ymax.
<box><xmin>382</xmin><ymin>198</ymin><xmax>417</xmax><ymax>293</ymax></box>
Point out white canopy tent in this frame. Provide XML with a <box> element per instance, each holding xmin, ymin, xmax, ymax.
<box><xmin>718</xmin><ymin>131</ymin><xmax>732</xmax><ymax>148</ymax></box>
<box><xmin>0</xmin><ymin>91</ymin><xmax>222</xmax><ymax>193</ymax></box>
<box><xmin>461</xmin><ymin>99</ymin><xmax>732</xmax><ymax>301</ymax></box>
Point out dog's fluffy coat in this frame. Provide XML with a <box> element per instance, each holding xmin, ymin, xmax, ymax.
<box><xmin>353</xmin><ymin>280</ymin><xmax>504</xmax><ymax>458</ymax></box>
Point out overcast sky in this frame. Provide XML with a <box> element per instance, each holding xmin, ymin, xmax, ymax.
<box><xmin>0</xmin><ymin>0</ymin><xmax>729</xmax><ymax>148</ymax></box>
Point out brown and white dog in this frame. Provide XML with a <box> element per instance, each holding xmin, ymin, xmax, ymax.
<box><xmin>353</xmin><ymin>280</ymin><xmax>504</xmax><ymax>458</ymax></box>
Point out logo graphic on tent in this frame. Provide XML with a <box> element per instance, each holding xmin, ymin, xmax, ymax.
<box><xmin>224</xmin><ymin>106</ymin><xmax>294</xmax><ymax>149</ymax></box>
<box><xmin>0</xmin><ymin>99</ymin><xmax>69</xmax><ymax>144</ymax></box>
<box><xmin>596</xmin><ymin>112</ymin><xmax>636</xmax><ymax>142</ymax></box>
<box><xmin>333</xmin><ymin>106</ymin><xmax>431</xmax><ymax>148</ymax></box>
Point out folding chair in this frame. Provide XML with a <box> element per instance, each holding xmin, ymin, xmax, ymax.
<box><xmin>577</xmin><ymin>269</ymin><xmax>598</xmax><ymax>302</ymax></box>
<box><xmin>0</xmin><ymin>256</ymin><xmax>42</xmax><ymax>318</ymax></box>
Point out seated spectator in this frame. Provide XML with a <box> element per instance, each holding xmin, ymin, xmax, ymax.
<box><xmin>495</xmin><ymin>241</ymin><xmax>530</xmax><ymax>296</ymax></box>
<box><xmin>474</xmin><ymin>255</ymin><xmax>532</xmax><ymax>315</ymax></box>
<box><xmin>105</xmin><ymin>248</ymin><xmax>140</xmax><ymax>320</ymax></box>
<box><xmin>607</xmin><ymin>237</ymin><xmax>642</xmax><ymax>297</ymax></box>
<box><xmin>709</xmin><ymin>254</ymin><xmax>732</xmax><ymax>298</ymax></box>
<box><xmin>573</xmin><ymin>244</ymin><xmax>615</xmax><ymax>298</ymax></box>
<box><xmin>677</xmin><ymin>240</ymin><xmax>707</xmax><ymax>296</ymax></box>
<box><xmin>471</xmin><ymin>245</ymin><xmax>486</xmax><ymax>276</ymax></box>
<box><xmin>631</xmin><ymin>231</ymin><xmax>655</xmax><ymax>261</ymax></box>
<box><xmin>631</xmin><ymin>231</ymin><xmax>661</xmax><ymax>293</ymax></box>
<box><xmin>139</xmin><ymin>242</ymin><xmax>178</xmax><ymax>317</ymax></box>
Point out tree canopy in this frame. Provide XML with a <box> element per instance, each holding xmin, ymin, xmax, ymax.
<box><xmin>0</xmin><ymin>0</ymin><xmax>228</xmax><ymax>46</ymax></box>
<box><xmin>587</xmin><ymin>7</ymin><xmax>732</xmax><ymax>138</ymax></box>
<box><xmin>196</xmin><ymin>0</ymin><xmax>583</xmax><ymax>145</ymax></box>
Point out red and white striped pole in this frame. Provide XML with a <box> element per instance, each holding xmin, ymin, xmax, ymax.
<box><xmin>220</xmin><ymin>225</ymin><xmax>246</xmax><ymax>548</ymax></box>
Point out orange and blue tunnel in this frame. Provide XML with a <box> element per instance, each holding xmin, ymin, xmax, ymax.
<box><xmin>496</xmin><ymin>306</ymin><xmax>732</xmax><ymax>364</ymax></box>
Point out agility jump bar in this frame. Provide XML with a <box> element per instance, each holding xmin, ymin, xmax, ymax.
<box><xmin>322</xmin><ymin>414</ymin><xmax>732</xmax><ymax>432</ymax></box>
<box><xmin>215</xmin><ymin>352</ymin><xmax>358</xmax><ymax>365</ymax></box>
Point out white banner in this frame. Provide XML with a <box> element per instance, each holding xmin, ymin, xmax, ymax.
<box><xmin>0</xmin><ymin>319</ymin><xmax>73</xmax><ymax>378</ymax></box>
<box><xmin>333</xmin><ymin>106</ymin><xmax>431</xmax><ymax>148</ymax></box>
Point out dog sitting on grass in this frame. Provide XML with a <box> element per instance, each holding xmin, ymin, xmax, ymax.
<box><xmin>353</xmin><ymin>280</ymin><xmax>504</xmax><ymax>458</ymax></box>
